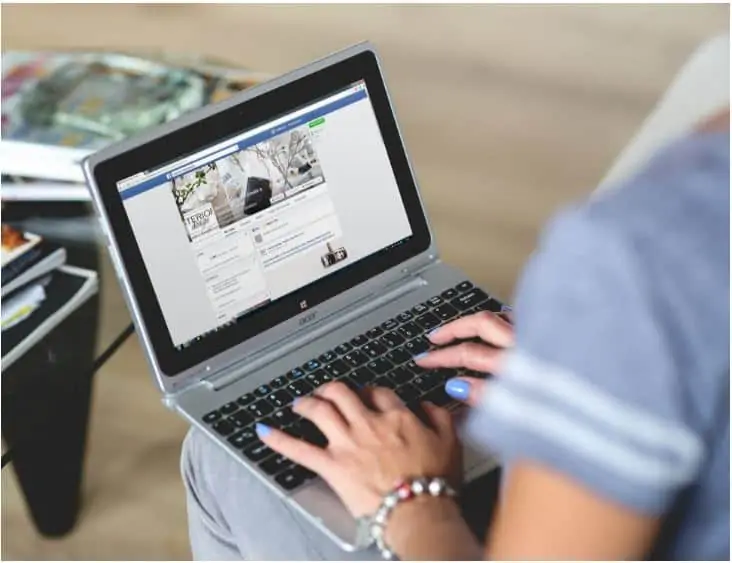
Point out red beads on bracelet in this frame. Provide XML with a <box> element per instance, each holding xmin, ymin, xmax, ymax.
<box><xmin>395</xmin><ymin>482</ymin><xmax>414</xmax><ymax>501</ymax></box>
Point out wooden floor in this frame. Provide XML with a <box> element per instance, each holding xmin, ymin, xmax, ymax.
<box><xmin>1</xmin><ymin>4</ymin><xmax>728</xmax><ymax>560</ymax></box>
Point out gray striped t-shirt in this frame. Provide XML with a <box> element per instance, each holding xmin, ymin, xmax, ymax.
<box><xmin>467</xmin><ymin>131</ymin><xmax>730</xmax><ymax>560</ymax></box>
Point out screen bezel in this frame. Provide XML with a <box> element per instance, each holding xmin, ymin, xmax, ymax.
<box><xmin>91</xmin><ymin>50</ymin><xmax>431</xmax><ymax>377</ymax></box>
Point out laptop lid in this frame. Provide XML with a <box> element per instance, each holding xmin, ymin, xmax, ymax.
<box><xmin>84</xmin><ymin>43</ymin><xmax>435</xmax><ymax>394</ymax></box>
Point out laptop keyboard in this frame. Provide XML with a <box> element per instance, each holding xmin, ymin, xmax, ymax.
<box><xmin>200</xmin><ymin>280</ymin><xmax>504</xmax><ymax>493</ymax></box>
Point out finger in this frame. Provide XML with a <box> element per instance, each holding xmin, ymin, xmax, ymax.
<box><xmin>256</xmin><ymin>423</ymin><xmax>330</xmax><ymax>475</ymax></box>
<box><xmin>421</xmin><ymin>402</ymin><xmax>455</xmax><ymax>440</ymax></box>
<box><xmin>428</xmin><ymin>311</ymin><xmax>514</xmax><ymax>348</ymax></box>
<box><xmin>361</xmin><ymin>386</ymin><xmax>404</xmax><ymax>412</ymax></box>
<box><xmin>444</xmin><ymin>376</ymin><xmax>487</xmax><ymax>407</ymax></box>
<box><xmin>315</xmin><ymin>381</ymin><xmax>371</xmax><ymax>425</ymax></box>
<box><xmin>416</xmin><ymin>342</ymin><xmax>502</xmax><ymax>372</ymax></box>
<box><xmin>292</xmin><ymin>395</ymin><xmax>349</xmax><ymax>439</ymax></box>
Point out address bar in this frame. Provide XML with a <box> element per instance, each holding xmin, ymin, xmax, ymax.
<box><xmin>169</xmin><ymin>145</ymin><xmax>239</xmax><ymax>177</ymax></box>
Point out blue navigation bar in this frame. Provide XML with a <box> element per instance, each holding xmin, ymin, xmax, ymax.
<box><xmin>120</xmin><ymin>89</ymin><xmax>368</xmax><ymax>201</ymax></box>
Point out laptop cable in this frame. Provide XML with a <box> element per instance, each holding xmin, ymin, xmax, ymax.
<box><xmin>1</xmin><ymin>322</ymin><xmax>136</xmax><ymax>470</ymax></box>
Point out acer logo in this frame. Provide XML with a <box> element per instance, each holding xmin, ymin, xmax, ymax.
<box><xmin>299</xmin><ymin>312</ymin><xmax>317</xmax><ymax>326</ymax></box>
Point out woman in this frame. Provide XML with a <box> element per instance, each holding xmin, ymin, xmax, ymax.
<box><xmin>183</xmin><ymin>109</ymin><xmax>729</xmax><ymax>560</ymax></box>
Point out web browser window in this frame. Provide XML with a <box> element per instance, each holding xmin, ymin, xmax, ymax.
<box><xmin>118</xmin><ymin>82</ymin><xmax>413</xmax><ymax>348</ymax></box>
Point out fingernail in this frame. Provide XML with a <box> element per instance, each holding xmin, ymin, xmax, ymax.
<box><xmin>428</xmin><ymin>328</ymin><xmax>440</xmax><ymax>338</ymax></box>
<box><xmin>292</xmin><ymin>397</ymin><xmax>301</xmax><ymax>407</ymax></box>
<box><xmin>445</xmin><ymin>378</ymin><xmax>471</xmax><ymax>401</ymax></box>
<box><xmin>414</xmin><ymin>352</ymin><xmax>429</xmax><ymax>360</ymax></box>
<box><xmin>255</xmin><ymin>423</ymin><xmax>272</xmax><ymax>438</ymax></box>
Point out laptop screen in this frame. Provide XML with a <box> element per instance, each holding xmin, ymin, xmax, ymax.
<box><xmin>116</xmin><ymin>81</ymin><xmax>413</xmax><ymax>349</ymax></box>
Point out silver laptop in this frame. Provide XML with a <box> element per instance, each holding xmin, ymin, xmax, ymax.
<box><xmin>83</xmin><ymin>42</ymin><xmax>501</xmax><ymax>551</ymax></box>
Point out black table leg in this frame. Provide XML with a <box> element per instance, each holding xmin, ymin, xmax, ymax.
<box><xmin>2</xmin><ymin>294</ymin><xmax>100</xmax><ymax>536</ymax></box>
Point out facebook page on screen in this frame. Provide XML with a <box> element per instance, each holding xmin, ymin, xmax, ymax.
<box><xmin>117</xmin><ymin>82</ymin><xmax>413</xmax><ymax>348</ymax></box>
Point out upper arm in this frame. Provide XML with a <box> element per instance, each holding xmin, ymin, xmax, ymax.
<box><xmin>466</xmin><ymin>205</ymin><xmax>709</xmax><ymax>559</ymax></box>
<box><xmin>485</xmin><ymin>460</ymin><xmax>661</xmax><ymax>560</ymax></box>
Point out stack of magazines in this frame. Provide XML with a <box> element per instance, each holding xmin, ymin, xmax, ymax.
<box><xmin>1</xmin><ymin>50</ymin><xmax>268</xmax><ymax>202</ymax></box>
<box><xmin>1</xmin><ymin>223</ymin><xmax>67</xmax><ymax>330</ymax></box>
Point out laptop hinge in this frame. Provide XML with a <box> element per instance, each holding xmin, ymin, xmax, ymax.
<box><xmin>203</xmin><ymin>272</ymin><xmax>429</xmax><ymax>392</ymax></box>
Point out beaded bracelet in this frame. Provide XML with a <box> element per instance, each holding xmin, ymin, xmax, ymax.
<box><xmin>368</xmin><ymin>476</ymin><xmax>457</xmax><ymax>560</ymax></box>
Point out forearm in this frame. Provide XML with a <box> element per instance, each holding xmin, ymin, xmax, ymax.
<box><xmin>385</xmin><ymin>495</ymin><xmax>482</xmax><ymax>561</ymax></box>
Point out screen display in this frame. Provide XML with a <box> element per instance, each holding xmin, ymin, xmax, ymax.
<box><xmin>116</xmin><ymin>81</ymin><xmax>413</xmax><ymax>348</ymax></box>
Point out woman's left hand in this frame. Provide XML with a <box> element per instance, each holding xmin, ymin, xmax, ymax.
<box><xmin>256</xmin><ymin>381</ymin><xmax>461</xmax><ymax>518</ymax></box>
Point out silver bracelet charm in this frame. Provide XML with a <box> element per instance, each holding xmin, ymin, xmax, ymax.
<box><xmin>368</xmin><ymin>476</ymin><xmax>457</xmax><ymax>560</ymax></box>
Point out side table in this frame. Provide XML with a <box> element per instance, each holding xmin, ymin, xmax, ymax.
<box><xmin>2</xmin><ymin>201</ymin><xmax>102</xmax><ymax>537</ymax></box>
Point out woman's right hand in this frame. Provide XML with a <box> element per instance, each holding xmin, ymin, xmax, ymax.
<box><xmin>415</xmin><ymin>310</ymin><xmax>514</xmax><ymax>406</ymax></box>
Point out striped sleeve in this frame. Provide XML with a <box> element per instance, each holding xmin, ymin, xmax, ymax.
<box><xmin>465</xmin><ymin>207</ymin><xmax>705</xmax><ymax>515</ymax></box>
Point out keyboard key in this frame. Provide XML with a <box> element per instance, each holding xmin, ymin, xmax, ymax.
<box><xmin>288</xmin><ymin>367</ymin><xmax>306</xmax><ymax>380</ymax></box>
<box><xmin>404</xmin><ymin>361</ymin><xmax>426</xmax><ymax>376</ymax></box>
<box><xmin>324</xmin><ymin>359</ymin><xmax>349</xmax><ymax>378</ymax></box>
<box><xmin>306</xmin><ymin>370</ymin><xmax>326</xmax><ymax>387</ymax></box>
<box><xmin>255</xmin><ymin>384</ymin><xmax>271</xmax><ymax>397</ymax></box>
<box><xmin>423</xmin><ymin>386</ymin><xmax>453</xmax><ymax>407</ymax></box>
<box><xmin>373</xmin><ymin>375</ymin><xmax>397</xmax><ymax>390</ymax></box>
<box><xmin>389</xmin><ymin>366</ymin><xmax>414</xmax><ymax>385</ymax></box>
<box><xmin>440</xmin><ymin>288</ymin><xmax>458</xmax><ymax>300</ymax></box>
<box><xmin>412</xmin><ymin>303</ymin><xmax>429</xmax><ymax>315</ymax></box>
<box><xmin>451</xmin><ymin>288</ymin><xmax>489</xmax><ymax>311</ymax></box>
<box><xmin>397</xmin><ymin>322</ymin><xmax>420</xmax><ymax>339</ymax></box>
<box><xmin>260</xmin><ymin>454</ymin><xmax>293</xmax><ymax>476</ymax></box>
<box><xmin>275</xmin><ymin>467</ymin><xmax>306</xmax><ymax>491</ymax></box>
<box><xmin>386</xmin><ymin>347</ymin><xmax>410</xmax><ymax>365</ymax></box>
<box><xmin>456</xmin><ymin>281</ymin><xmax>474</xmax><ymax>292</ymax></box>
<box><xmin>396</xmin><ymin>383</ymin><xmax>420</xmax><ymax>403</ymax></box>
<box><xmin>351</xmin><ymin>366</ymin><xmax>376</xmax><ymax>385</ymax></box>
<box><xmin>486</xmin><ymin>298</ymin><xmax>504</xmax><ymax>312</ymax></box>
<box><xmin>366</xmin><ymin>327</ymin><xmax>383</xmax><ymax>338</ymax></box>
<box><xmin>427</xmin><ymin>295</ymin><xmax>443</xmax><ymax>306</ymax></box>
<box><xmin>228</xmin><ymin>427</ymin><xmax>258</xmax><ymax>448</ymax></box>
<box><xmin>415</xmin><ymin>313</ymin><xmax>440</xmax><ymax>331</ymax></box>
<box><xmin>397</xmin><ymin>311</ymin><xmax>413</xmax><ymax>323</ymax></box>
<box><xmin>381</xmin><ymin>319</ymin><xmax>399</xmax><ymax>331</ymax></box>
<box><xmin>380</xmin><ymin>332</ymin><xmax>405</xmax><ymax>348</ymax></box>
<box><xmin>271</xmin><ymin>375</ymin><xmax>288</xmax><ymax>389</ymax></box>
<box><xmin>202</xmin><ymin>410</ymin><xmax>221</xmax><ymax>424</ymax></box>
<box><xmin>272</xmin><ymin>407</ymin><xmax>297</xmax><ymax>427</ymax></box>
<box><xmin>433</xmin><ymin>303</ymin><xmax>459</xmax><ymax>321</ymax></box>
<box><xmin>304</xmin><ymin>359</ymin><xmax>321</xmax><ymax>372</ymax></box>
<box><xmin>341</xmin><ymin>375</ymin><xmax>360</xmax><ymax>390</ymax></box>
<box><xmin>404</xmin><ymin>337</ymin><xmax>430</xmax><ymax>356</ymax></box>
<box><xmin>299</xmin><ymin>420</ymin><xmax>328</xmax><ymax>447</ymax></box>
<box><xmin>350</xmin><ymin>334</ymin><xmax>368</xmax><ymax>347</ymax></box>
<box><xmin>213</xmin><ymin>419</ymin><xmax>236</xmax><ymax>436</ymax></box>
<box><xmin>367</xmin><ymin>357</ymin><xmax>393</xmax><ymax>375</ymax></box>
<box><xmin>220</xmin><ymin>402</ymin><xmax>239</xmax><ymax>415</ymax></box>
<box><xmin>269</xmin><ymin>389</ymin><xmax>293</xmax><ymax>408</ymax></box>
<box><xmin>319</xmin><ymin>350</ymin><xmax>337</xmax><ymax>363</ymax></box>
<box><xmin>334</xmin><ymin>342</ymin><xmax>353</xmax><ymax>355</ymax></box>
<box><xmin>344</xmin><ymin>350</ymin><xmax>369</xmax><ymax>368</ymax></box>
<box><xmin>246</xmin><ymin>400</ymin><xmax>274</xmax><ymax>418</ymax></box>
<box><xmin>231</xmin><ymin>410</ymin><xmax>254</xmax><ymax>427</ymax></box>
<box><xmin>287</xmin><ymin>379</ymin><xmax>314</xmax><ymax>397</ymax></box>
<box><xmin>243</xmin><ymin>441</ymin><xmax>273</xmax><ymax>462</ymax></box>
<box><xmin>362</xmin><ymin>342</ymin><xmax>387</xmax><ymax>358</ymax></box>
<box><xmin>236</xmin><ymin>393</ymin><xmax>256</xmax><ymax>407</ymax></box>
<box><xmin>412</xmin><ymin>374</ymin><xmax>440</xmax><ymax>393</ymax></box>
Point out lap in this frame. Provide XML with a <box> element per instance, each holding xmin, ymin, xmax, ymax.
<box><xmin>181</xmin><ymin>428</ymin><xmax>501</xmax><ymax>560</ymax></box>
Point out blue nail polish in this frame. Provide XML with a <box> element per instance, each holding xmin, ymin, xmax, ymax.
<box><xmin>414</xmin><ymin>352</ymin><xmax>429</xmax><ymax>360</ymax></box>
<box><xmin>292</xmin><ymin>397</ymin><xmax>301</xmax><ymax>407</ymax></box>
<box><xmin>445</xmin><ymin>378</ymin><xmax>471</xmax><ymax>401</ymax></box>
<box><xmin>428</xmin><ymin>328</ymin><xmax>440</xmax><ymax>338</ymax></box>
<box><xmin>255</xmin><ymin>423</ymin><xmax>272</xmax><ymax>438</ymax></box>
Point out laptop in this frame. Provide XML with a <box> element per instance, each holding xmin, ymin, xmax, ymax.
<box><xmin>83</xmin><ymin>42</ymin><xmax>502</xmax><ymax>551</ymax></box>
